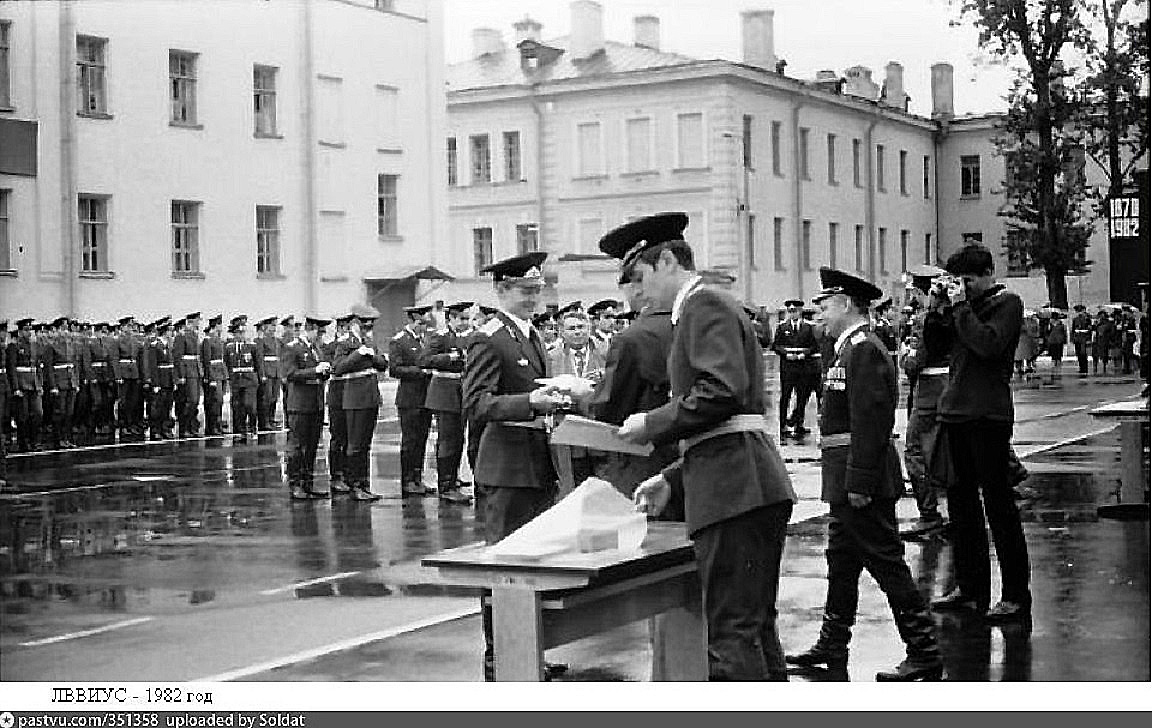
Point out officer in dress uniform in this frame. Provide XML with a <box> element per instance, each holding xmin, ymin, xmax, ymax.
<box><xmin>619</xmin><ymin>213</ymin><xmax>797</xmax><ymax>681</ymax></box>
<box><xmin>587</xmin><ymin>299</ymin><xmax>618</xmax><ymax>358</ymax></box>
<box><xmin>174</xmin><ymin>312</ymin><xmax>204</xmax><ymax>437</ymax></box>
<box><xmin>873</xmin><ymin>298</ymin><xmax>900</xmax><ymax>371</ymax></box>
<box><xmin>321</xmin><ymin>315</ymin><xmax>352</xmax><ymax>492</ymax></box>
<box><xmin>87</xmin><ymin>322</ymin><xmax>117</xmax><ymax>441</ymax></box>
<box><xmin>421</xmin><ymin>301</ymin><xmax>475</xmax><ymax>504</ymax></box>
<box><xmin>225</xmin><ymin>317</ymin><xmax>262</xmax><ymax>441</ymax></box>
<box><xmin>0</xmin><ymin>321</ymin><xmax>9</xmax><ymax>484</ymax></box>
<box><xmin>533</xmin><ymin>311</ymin><xmax>560</xmax><ymax>352</ymax></box>
<box><xmin>330</xmin><ymin>304</ymin><xmax>387</xmax><ymax>502</ymax></box>
<box><xmin>772</xmin><ymin>299</ymin><xmax>821</xmax><ymax>440</ymax></box>
<box><xmin>200</xmin><ymin>316</ymin><xmax>228</xmax><ymax>436</ymax></box>
<box><xmin>279</xmin><ymin>316</ymin><xmax>296</xmax><ymax>408</ymax></box>
<box><xmin>114</xmin><ymin>316</ymin><xmax>143</xmax><ymax>439</ymax></box>
<box><xmin>143</xmin><ymin>317</ymin><xmax>178</xmax><ymax>441</ymax></box>
<box><xmin>282</xmin><ymin>317</ymin><xmax>333</xmax><ymax>500</ymax></box>
<box><xmin>463</xmin><ymin>251</ymin><xmax>573</xmax><ymax>681</ymax></box>
<box><xmin>41</xmin><ymin>317</ymin><xmax>78</xmax><ymax>449</ymax></box>
<box><xmin>254</xmin><ymin>317</ymin><xmax>282</xmax><ymax>431</ymax></box>
<box><xmin>1070</xmin><ymin>304</ymin><xmax>1093</xmax><ymax>376</ymax></box>
<box><xmin>786</xmin><ymin>266</ymin><xmax>942</xmax><ymax>681</ymax></box>
<box><xmin>72</xmin><ymin>321</ymin><xmax>93</xmax><ymax>444</ymax></box>
<box><xmin>464</xmin><ymin>305</ymin><xmax>499</xmax><ymax>474</ymax></box>
<box><xmin>390</xmin><ymin>305</ymin><xmax>434</xmax><ymax>497</ymax></box>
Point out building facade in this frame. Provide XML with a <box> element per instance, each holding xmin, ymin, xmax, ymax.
<box><xmin>0</xmin><ymin>0</ymin><xmax>447</xmax><ymax>336</ymax></box>
<box><xmin>444</xmin><ymin>1</ymin><xmax>1112</xmax><ymax>312</ymax></box>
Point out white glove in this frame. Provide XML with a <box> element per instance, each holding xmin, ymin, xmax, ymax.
<box><xmin>315</xmin><ymin>361</ymin><xmax>331</xmax><ymax>374</ymax></box>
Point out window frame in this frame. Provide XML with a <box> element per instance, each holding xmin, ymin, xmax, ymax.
<box><xmin>854</xmin><ymin>224</ymin><xmax>864</xmax><ymax>273</ymax></box>
<box><xmin>960</xmin><ymin>154</ymin><xmax>982</xmax><ymax>197</ymax></box>
<box><xmin>0</xmin><ymin>21</ymin><xmax>11</xmax><ymax>109</ymax></box>
<box><xmin>255</xmin><ymin>204</ymin><xmax>281</xmax><ymax>276</ymax></box>
<box><xmin>827</xmin><ymin>133</ymin><xmax>837</xmax><ymax>185</ymax></box>
<box><xmin>900</xmin><ymin>229</ymin><xmax>910</xmax><ymax>273</ymax></box>
<box><xmin>503</xmin><ymin>130</ymin><xmax>522</xmax><ymax>182</ymax></box>
<box><xmin>624</xmin><ymin>115</ymin><xmax>655</xmax><ymax>173</ymax></box>
<box><xmin>377</xmin><ymin>173</ymin><xmax>399</xmax><ymax>237</ymax></box>
<box><xmin>922</xmin><ymin>154</ymin><xmax>931</xmax><ymax>199</ymax></box>
<box><xmin>78</xmin><ymin>194</ymin><xmax>110</xmax><ymax>273</ymax></box>
<box><xmin>575</xmin><ymin>120</ymin><xmax>604</xmax><ymax>177</ymax></box>
<box><xmin>76</xmin><ymin>35</ymin><xmax>108</xmax><ymax>116</ymax></box>
<box><xmin>253</xmin><ymin>64</ymin><xmax>278</xmax><ymax>137</ymax></box>
<box><xmin>828</xmin><ymin>222</ymin><xmax>838</xmax><ymax>269</ymax></box>
<box><xmin>771</xmin><ymin>121</ymin><xmax>783</xmax><ymax>176</ymax></box>
<box><xmin>674</xmin><ymin>111</ymin><xmax>707</xmax><ymax>170</ymax></box>
<box><xmin>515</xmin><ymin>222</ymin><xmax>539</xmax><ymax>254</ymax></box>
<box><xmin>876</xmin><ymin>144</ymin><xmax>886</xmax><ymax>192</ymax></box>
<box><xmin>473</xmin><ymin>227</ymin><xmax>494</xmax><ymax>275</ymax></box>
<box><xmin>899</xmin><ymin>149</ymin><xmax>908</xmax><ymax>195</ymax></box>
<box><xmin>852</xmin><ymin>138</ymin><xmax>861</xmax><ymax>188</ymax></box>
<box><xmin>168</xmin><ymin>50</ymin><xmax>198</xmax><ymax>126</ymax></box>
<box><xmin>446</xmin><ymin>137</ymin><xmax>458</xmax><ymax>187</ymax></box>
<box><xmin>801</xmin><ymin>219</ymin><xmax>812</xmax><ymax>270</ymax></box>
<box><xmin>0</xmin><ymin>188</ymin><xmax>11</xmax><ymax>270</ymax></box>
<box><xmin>924</xmin><ymin>233</ymin><xmax>933</xmax><ymax>265</ymax></box>
<box><xmin>170</xmin><ymin>200</ymin><xmax>201</xmax><ymax>274</ymax></box>
<box><xmin>742</xmin><ymin>114</ymin><xmax>753</xmax><ymax>170</ymax></box>
<box><xmin>772</xmin><ymin>216</ymin><xmax>785</xmax><ymax>271</ymax></box>
<box><xmin>878</xmin><ymin>226</ymin><xmax>888</xmax><ymax>275</ymax></box>
<box><xmin>469</xmin><ymin>133</ymin><xmax>492</xmax><ymax>184</ymax></box>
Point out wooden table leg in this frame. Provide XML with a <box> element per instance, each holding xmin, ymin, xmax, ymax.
<box><xmin>553</xmin><ymin>444</ymin><xmax>576</xmax><ymax>498</ymax></box>
<box><xmin>651</xmin><ymin>580</ymin><xmax>707</xmax><ymax>681</ymax></box>
<box><xmin>491</xmin><ymin>587</ymin><xmax>544</xmax><ymax>681</ymax></box>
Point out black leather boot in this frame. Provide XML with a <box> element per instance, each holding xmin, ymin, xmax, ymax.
<box><xmin>876</xmin><ymin>604</ymin><xmax>944</xmax><ymax>681</ymax></box>
<box><xmin>786</xmin><ymin>613</ymin><xmax>851</xmax><ymax>672</ymax></box>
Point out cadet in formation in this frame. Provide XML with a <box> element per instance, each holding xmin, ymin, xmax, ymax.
<box><xmin>422</xmin><ymin>301</ymin><xmax>475</xmax><ymax>504</ymax></box>
<box><xmin>200</xmin><ymin>315</ymin><xmax>228</xmax><ymax>436</ymax></box>
<box><xmin>390</xmin><ymin>305</ymin><xmax>434</xmax><ymax>497</ymax></box>
<box><xmin>255</xmin><ymin>317</ymin><xmax>283</xmax><ymax>431</ymax></box>
<box><xmin>225</xmin><ymin>316</ymin><xmax>262</xmax><ymax>441</ymax></box>
<box><xmin>282</xmin><ymin>317</ymin><xmax>333</xmax><ymax>500</ymax></box>
<box><xmin>331</xmin><ymin>305</ymin><xmax>388</xmax><ymax>502</ymax></box>
<box><xmin>143</xmin><ymin>318</ymin><xmax>177</xmax><ymax>441</ymax></box>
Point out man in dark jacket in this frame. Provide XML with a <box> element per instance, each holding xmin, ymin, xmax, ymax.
<box><xmin>786</xmin><ymin>267</ymin><xmax>942</xmax><ymax>682</ymax></box>
<box><xmin>928</xmin><ymin>243</ymin><xmax>1030</xmax><ymax>624</ymax></box>
<box><xmin>390</xmin><ymin>306</ymin><xmax>434</xmax><ymax>497</ymax></box>
<box><xmin>620</xmin><ymin>213</ymin><xmax>797</xmax><ymax>681</ymax></box>
<box><xmin>200</xmin><ymin>316</ymin><xmax>228</xmax><ymax>436</ymax></box>
<box><xmin>422</xmin><ymin>301</ymin><xmax>474</xmax><ymax>504</ymax></box>
<box><xmin>282</xmin><ymin>317</ymin><xmax>332</xmax><ymax>500</ymax></box>
<box><xmin>1070</xmin><ymin>304</ymin><xmax>1093</xmax><ymax>376</ymax></box>
<box><xmin>331</xmin><ymin>305</ymin><xmax>387</xmax><ymax>502</ymax></box>
<box><xmin>255</xmin><ymin>317</ymin><xmax>283</xmax><ymax>431</ymax></box>
<box><xmin>772</xmin><ymin>299</ymin><xmax>821</xmax><ymax>440</ymax></box>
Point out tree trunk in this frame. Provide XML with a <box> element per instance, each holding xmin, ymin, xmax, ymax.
<box><xmin>1046</xmin><ymin>266</ymin><xmax>1070</xmax><ymax>309</ymax></box>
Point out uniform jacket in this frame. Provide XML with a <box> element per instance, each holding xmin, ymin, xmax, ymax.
<box><xmin>0</xmin><ymin>342</ymin><xmax>9</xmax><ymax>396</ymax></box>
<box><xmin>332</xmin><ymin>332</ymin><xmax>388</xmax><ymax>410</ymax></box>
<box><xmin>389</xmin><ymin>327</ymin><xmax>430</xmax><ymax>409</ymax></box>
<box><xmin>281</xmin><ymin>337</ymin><xmax>328</xmax><ymax>413</ymax></box>
<box><xmin>1093</xmin><ymin>318</ymin><xmax>1116</xmax><ymax>355</ymax></box>
<box><xmin>143</xmin><ymin>335</ymin><xmax>177</xmax><ymax>388</ymax></box>
<box><xmin>200</xmin><ymin>336</ymin><xmax>228</xmax><ymax>383</ymax></box>
<box><xmin>83</xmin><ymin>335</ymin><xmax>115</xmax><ymax>384</ymax></box>
<box><xmin>1071</xmin><ymin>313</ymin><xmax>1094</xmax><ymax>346</ymax></box>
<box><xmin>546</xmin><ymin>342</ymin><xmax>606</xmax><ymax>381</ymax></box>
<box><xmin>255</xmin><ymin>335</ymin><xmax>282</xmax><ymax>380</ymax></box>
<box><xmin>772</xmin><ymin>319</ymin><xmax>822</xmax><ymax>381</ymax></box>
<box><xmin>462</xmin><ymin>312</ymin><xmax>555</xmax><ymax>490</ymax></box>
<box><xmin>42</xmin><ymin>336</ymin><xmax>78</xmax><ymax>391</ymax></box>
<box><xmin>173</xmin><ymin>330</ymin><xmax>203</xmax><ymax>381</ymax></box>
<box><xmin>116</xmin><ymin>333</ymin><xmax>142</xmax><ymax>380</ymax></box>
<box><xmin>873</xmin><ymin>317</ymin><xmax>899</xmax><ymax>355</ymax></box>
<box><xmin>818</xmin><ymin>322</ymin><xmax>903</xmax><ymax>504</ymax></box>
<box><xmin>421</xmin><ymin>329</ymin><xmax>466</xmax><ymax>412</ymax></box>
<box><xmin>6</xmin><ymin>338</ymin><xmax>42</xmax><ymax>392</ymax></box>
<box><xmin>225</xmin><ymin>339</ymin><xmax>262</xmax><ymax>387</ymax></box>
<box><xmin>644</xmin><ymin>281</ymin><xmax>796</xmax><ymax>535</ymax></box>
<box><xmin>589</xmin><ymin>309</ymin><xmax>673</xmax><ymax>426</ymax></box>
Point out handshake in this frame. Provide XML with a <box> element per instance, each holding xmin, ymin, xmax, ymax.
<box><xmin>315</xmin><ymin>361</ymin><xmax>332</xmax><ymax>375</ymax></box>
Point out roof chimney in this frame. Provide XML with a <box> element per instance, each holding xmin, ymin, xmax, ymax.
<box><xmin>930</xmin><ymin>62</ymin><xmax>954</xmax><ymax>119</ymax></box>
<box><xmin>741</xmin><ymin>9</ymin><xmax>777</xmax><ymax>70</ymax></box>
<box><xmin>570</xmin><ymin>0</ymin><xmax>604</xmax><ymax>60</ymax></box>
<box><xmin>882</xmin><ymin>61</ymin><xmax>907</xmax><ymax>110</ymax></box>
<box><xmin>843</xmin><ymin>65</ymin><xmax>879</xmax><ymax>101</ymax></box>
<box><xmin>634</xmin><ymin>15</ymin><xmax>660</xmax><ymax>51</ymax></box>
<box><xmin>472</xmin><ymin>27</ymin><xmax>505</xmax><ymax>59</ymax></box>
<box><xmin>513</xmin><ymin>16</ymin><xmax>542</xmax><ymax>45</ymax></box>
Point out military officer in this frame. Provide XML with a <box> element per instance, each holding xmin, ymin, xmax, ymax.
<box><xmin>72</xmin><ymin>321</ymin><xmax>93</xmax><ymax>444</ymax></box>
<box><xmin>321</xmin><ymin>315</ymin><xmax>352</xmax><ymax>492</ymax></box>
<box><xmin>873</xmin><ymin>298</ymin><xmax>900</xmax><ymax>371</ymax></box>
<box><xmin>114</xmin><ymin>316</ymin><xmax>143</xmax><ymax>439</ymax></box>
<box><xmin>1071</xmin><ymin>304</ymin><xmax>1093</xmax><ymax>376</ymax></box>
<box><xmin>41</xmin><ymin>317</ymin><xmax>78</xmax><ymax>449</ymax></box>
<box><xmin>282</xmin><ymin>317</ymin><xmax>333</xmax><ymax>500</ymax></box>
<box><xmin>464</xmin><ymin>305</ymin><xmax>499</xmax><ymax>474</ymax></box>
<box><xmin>618</xmin><ymin>213</ymin><xmax>796</xmax><ymax>681</ymax></box>
<box><xmin>225</xmin><ymin>317</ymin><xmax>262</xmax><ymax>441</ymax></box>
<box><xmin>254</xmin><ymin>317</ymin><xmax>282</xmax><ymax>431</ymax></box>
<box><xmin>772</xmin><ymin>299</ymin><xmax>821</xmax><ymax>440</ymax></box>
<box><xmin>786</xmin><ymin>267</ymin><xmax>942</xmax><ymax>682</ymax></box>
<box><xmin>331</xmin><ymin>304</ymin><xmax>387</xmax><ymax>501</ymax></box>
<box><xmin>587</xmin><ymin>299</ymin><xmax>619</xmax><ymax>357</ymax></box>
<box><xmin>200</xmin><ymin>315</ymin><xmax>228</xmax><ymax>436</ymax></box>
<box><xmin>422</xmin><ymin>301</ymin><xmax>475</xmax><ymax>504</ymax></box>
<box><xmin>390</xmin><ymin>305</ymin><xmax>434</xmax><ymax>497</ymax></box>
<box><xmin>173</xmin><ymin>313</ymin><xmax>204</xmax><ymax>437</ymax></box>
<box><xmin>86</xmin><ymin>322</ymin><xmax>117</xmax><ymax>441</ymax></box>
<box><xmin>533</xmin><ymin>311</ymin><xmax>560</xmax><ymax>351</ymax></box>
<box><xmin>142</xmin><ymin>317</ymin><xmax>177</xmax><ymax>441</ymax></box>
<box><xmin>0</xmin><ymin>321</ymin><xmax>8</xmax><ymax>485</ymax></box>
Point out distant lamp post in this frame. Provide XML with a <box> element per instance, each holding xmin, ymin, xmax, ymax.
<box><xmin>722</xmin><ymin>130</ymin><xmax>754</xmax><ymax>303</ymax></box>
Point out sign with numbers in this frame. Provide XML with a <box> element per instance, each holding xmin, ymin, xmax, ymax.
<box><xmin>1108</xmin><ymin>197</ymin><xmax>1141</xmax><ymax>240</ymax></box>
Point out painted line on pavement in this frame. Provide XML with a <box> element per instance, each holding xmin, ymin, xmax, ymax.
<box><xmin>1017</xmin><ymin>423</ymin><xmax>1121</xmax><ymax>459</ymax></box>
<box><xmin>259</xmin><ymin>571</ymin><xmax>363</xmax><ymax>596</ymax></box>
<box><xmin>19</xmin><ymin>617</ymin><xmax>155</xmax><ymax>647</ymax></box>
<box><xmin>196</xmin><ymin>604</ymin><xmax>481</xmax><ymax>682</ymax></box>
<box><xmin>7</xmin><ymin>430</ymin><xmax>289</xmax><ymax>459</ymax></box>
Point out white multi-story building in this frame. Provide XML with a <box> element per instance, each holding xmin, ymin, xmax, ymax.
<box><xmin>0</xmin><ymin>0</ymin><xmax>447</xmax><ymax>336</ymax></box>
<box><xmin>444</xmin><ymin>1</ymin><xmax>1113</xmax><ymax>311</ymax></box>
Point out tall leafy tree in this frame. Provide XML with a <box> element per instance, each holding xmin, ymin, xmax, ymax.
<box><xmin>955</xmin><ymin>0</ymin><xmax>1096</xmax><ymax>308</ymax></box>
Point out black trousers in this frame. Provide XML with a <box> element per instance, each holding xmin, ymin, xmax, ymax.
<box><xmin>149</xmin><ymin>386</ymin><xmax>174</xmax><ymax>435</ymax></box>
<box><xmin>398</xmin><ymin>406</ymin><xmax>432</xmax><ymax>480</ymax></box>
<box><xmin>692</xmin><ymin>501</ymin><xmax>793</xmax><ymax>680</ymax></box>
<box><xmin>944</xmin><ymin>420</ymin><xmax>1031</xmax><ymax>606</ymax></box>
<box><xmin>327</xmin><ymin>400</ymin><xmax>347</xmax><ymax>481</ymax></box>
<box><xmin>231</xmin><ymin>384</ymin><xmax>256</xmax><ymax>435</ymax></box>
<box><xmin>1074</xmin><ymin>342</ymin><xmax>1090</xmax><ymax>374</ymax></box>
<box><xmin>117</xmin><ymin>379</ymin><xmax>143</xmax><ymax>434</ymax></box>
<box><xmin>91</xmin><ymin>381</ymin><xmax>117</xmax><ymax>434</ymax></box>
<box><xmin>433</xmin><ymin>409</ymin><xmax>465</xmax><ymax>484</ymax></box>
<box><xmin>825</xmin><ymin>500</ymin><xmax>925</xmax><ymax>626</ymax></box>
<box><xmin>203</xmin><ymin>382</ymin><xmax>224</xmax><ymax>434</ymax></box>
<box><xmin>176</xmin><ymin>378</ymin><xmax>201</xmax><ymax>434</ymax></box>
<box><xmin>46</xmin><ymin>388</ymin><xmax>76</xmax><ymax>445</ymax></box>
<box><xmin>344</xmin><ymin>407</ymin><xmax>377</xmax><ymax>484</ymax></box>
<box><xmin>286</xmin><ymin>412</ymin><xmax>322</xmax><ymax>485</ymax></box>
<box><xmin>778</xmin><ymin>373</ymin><xmax>813</xmax><ymax>430</ymax></box>
<box><xmin>465</xmin><ymin>415</ymin><xmax>484</xmax><ymax>473</ymax></box>
<box><xmin>257</xmin><ymin>378</ymin><xmax>280</xmax><ymax>429</ymax></box>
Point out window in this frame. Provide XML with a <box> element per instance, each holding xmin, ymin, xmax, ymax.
<box><xmin>960</xmin><ymin>155</ymin><xmax>981</xmax><ymax>196</ymax></box>
<box><xmin>899</xmin><ymin>150</ymin><xmax>908</xmax><ymax>195</ymax></box>
<box><xmin>578</xmin><ymin>218</ymin><xmax>602</xmax><ymax>254</ymax></box>
<box><xmin>876</xmin><ymin>144</ymin><xmax>886</xmax><ymax>191</ymax></box>
<box><xmin>503</xmin><ymin>131</ymin><xmax>522</xmax><ymax>182</ymax></box>
<box><xmin>747</xmin><ymin>214</ymin><xmax>756</xmax><ymax>269</ymax></box>
<box><xmin>676</xmin><ymin>112</ymin><xmax>704</xmax><ymax>168</ymax></box>
<box><xmin>0</xmin><ymin>189</ymin><xmax>10</xmax><ymax>269</ymax></box>
<box><xmin>900</xmin><ymin>229</ymin><xmax>910</xmax><ymax>273</ymax></box>
<box><xmin>852</xmin><ymin>138</ymin><xmax>861</xmax><ymax>187</ymax></box>
<box><xmin>470</xmin><ymin>134</ymin><xmax>491</xmax><ymax>183</ymax></box>
<box><xmin>799</xmin><ymin>127</ymin><xmax>810</xmax><ymax>180</ymax></box>
<box><xmin>169</xmin><ymin>51</ymin><xmax>197</xmax><ymax>125</ymax></box>
<box><xmin>827</xmin><ymin>134</ymin><xmax>837</xmax><ymax>185</ymax></box>
<box><xmin>576</xmin><ymin>122</ymin><xmax>601</xmax><ymax>176</ymax></box>
<box><xmin>256</xmin><ymin>205</ymin><xmax>280</xmax><ymax>275</ymax></box>
<box><xmin>1006</xmin><ymin>229</ymin><xmax>1030</xmax><ymax>276</ymax></box>
<box><xmin>773</xmin><ymin>217</ymin><xmax>785</xmax><ymax>271</ymax></box>
<box><xmin>253</xmin><ymin>65</ymin><xmax>277</xmax><ymax>136</ymax></box>
<box><xmin>924</xmin><ymin>233</ymin><xmax>932</xmax><ymax>265</ymax></box>
<box><xmin>922</xmin><ymin>155</ymin><xmax>931</xmax><ymax>198</ymax></box>
<box><xmin>473</xmin><ymin>227</ymin><xmax>493</xmax><ymax>275</ymax></box>
<box><xmin>878</xmin><ymin>227</ymin><xmax>888</xmax><ymax>274</ymax></box>
<box><xmin>377</xmin><ymin>174</ymin><xmax>398</xmax><ymax>236</ymax></box>
<box><xmin>77</xmin><ymin>36</ymin><xmax>107</xmax><ymax>114</ymax></box>
<box><xmin>742</xmin><ymin>114</ymin><xmax>753</xmax><ymax>169</ymax></box>
<box><xmin>446</xmin><ymin>137</ymin><xmax>457</xmax><ymax>186</ymax></box>
<box><xmin>1</xmin><ymin>22</ymin><xmax>11</xmax><ymax>109</ymax></box>
<box><xmin>171</xmin><ymin>201</ymin><xmax>200</xmax><ymax>273</ymax></box>
<box><xmin>771</xmin><ymin>121</ymin><xmax>782</xmax><ymax>175</ymax></box>
<box><xmin>801</xmin><ymin>219</ymin><xmax>812</xmax><ymax>270</ymax></box>
<box><xmin>854</xmin><ymin>224</ymin><xmax>864</xmax><ymax>272</ymax></box>
<box><xmin>375</xmin><ymin>85</ymin><xmax>398</xmax><ymax>149</ymax></box>
<box><xmin>516</xmin><ymin>223</ymin><xmax>539</xmax><ymax>254</ymax></box>
<box><xmin>626</xmin><ymin>117</ymin><xmax>652</xmax><ymax>172</ymax></box>
<box><xmin>828</xmin><ymin>222</ymin><xmax>838</xmax><ymax>269</ymax></box>
<box><xmin>78</xmin><ymin>195</ymin><xmax>108</xmax><ymax>272</ymax></box>
<box><xmin>317</xmin><ymin>76</ymin><xmax>344</xmax><ymax>144</ymax></box>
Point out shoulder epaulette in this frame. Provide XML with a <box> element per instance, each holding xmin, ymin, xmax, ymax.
<box><xmin>478</xmin><ymin>319</ymin><xmax>503</xmax><ymax>337</ymax></box>
<box><xmin>391</xmin><ymin>331</ymin><xmax>406</xmax><ymax>341</ymax></box>
<box><xmin>850</xmin><ymin>331</ymin><xmax>867</xmax><ymax>346</ymax></box>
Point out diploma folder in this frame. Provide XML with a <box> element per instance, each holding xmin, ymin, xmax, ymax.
<box><xmin>549</xmin><ymin>415</ymin><xmax>654</xmax><ymax>456</ymax></box>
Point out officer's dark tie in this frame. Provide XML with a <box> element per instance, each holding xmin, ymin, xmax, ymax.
<box><xmin>574</xmin><ymin>347</ymin><xmax>586</xmax><ymax>377</ymax></box>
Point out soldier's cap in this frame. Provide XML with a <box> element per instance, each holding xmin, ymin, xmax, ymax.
<box><xmin>232</xmin><ymin>314</ymin><xmax>249</xmax><ymax>325</ymax></box>
<box><xmin>142</xmin><ymin>322</ymin><xmax>156</xmax><ymax>334</ymax></box>
<box><xmin>478</xmin><ymin>305</ymin><xmax>499</xmax><ymax>316</ymax></box>
<box><xmin>280</xmin><ymin>315</ymin><xmax>295</xmax><ymax>327</ymax></box>
<box><xmin>612</xmin><ymin>309</ymin><xmax>640</xmax><ymax>322</ymax></box>
<box><xmin>173</xmin><ymin>316</ymin><xmax>187</xmax><ymax>328</ymax></box>
<box><xmin>901</xmin><ymin>305</ymin><xmax>915</xmax><ymax>314</ymax></box>
<box><xmin>875</xmin><ymin>297</ymin><xmax>893</xmax><ymax>311</ymax></box>
<box><xmin>118</xmin><ymin>315</ymin><xmax>135</xmax><ymax>326</ymax></box>
<box><xmin>403</xmin><ymin>305</ymin><xmax>433</xmax><ymax>317</ymax></box>
<box><xmin>185</xmin><ymin>312</ymin><xmax>201</xmax><ymax>320</ymax></box>
<box><xmin>783</xmin><ymin>299</ymin><xmax>804</xmax><ymax>309</ymax></box>
<box><xmin>207</xmin><ymin>315</ymin><xmax>223</xmax><ymax>328</ymax></box>
<box><xmin>447</xmin><ymin>301</ymin><xmax>474</xmax><ymax>314</ymax></box>
<box><xmin>347</xmin><ymin>303</ymin><xmax>380</xmax><ymax>321</ymax></box>
<box><xmin>305</xmin><ymin>316</ymin><xmax>331</xmax><ymax>328</ymax></box>
<box><xmin>587</xmin><ymin>299</ymin><xmax>618</xmax><ymax>316</ymax></box>
<box><xmin>93</xmin><ymin>321</ymin><xmax>109</xmax><ymax>330</ymax></box>
<box><xmin>256</xmin><ymin>316</ymin><xmax>277</xmax><ymax>327</ymax></box>
<box><xmin>79</xmin><ymin>321</ymin><xmax>93</xmax><ymax>330</ymax></box>
<box><xmin>481</xmin><ymin>251</ymin><xmax>547</xmax><ymax>284</ymax></box>
<box><xmin>1073</xmin><ymin>304</ymin><xmax>1086</xmax><ymax>312</ymax></box>
<box><xmin>532</xmin><ymin>311</ymin><xmax>555</xmax><ymax>327</ymax></box>
<box><xmin>51</xmin><ymin>316</ymin><xmax>69</xmax><ymax>328</ymax></box>
<box><xmin>741</xmin><ymin>304</ymin><xmax>758</xmax><ymax>319</ymax></box>
<box><xmin>15</xmin><ymin>317</ymin><xmax>34</xmax><ymax>328</ymax></box>
<box><xmin>811</xmin><ymin>266</ymin><xmax>883</xmax><ymax>304</ymax></box>
<box><xmin>598</xmin><ymin>212</ymin><xmax>689</xmax><ymax>267</ymax></box>
<box><xmin>557</xmin><ymin>300</ymin><xmax>583</xmax><ymax>315</ymax></box>
<box><xmin>906</xmin><ymin>264</ymin><xmax>946</xmax><ymax>293</ymax></box>
<box><xmin>155</xmin><ymin>317</ymin><xmax>172</xmax><ymax>331</ymax></box>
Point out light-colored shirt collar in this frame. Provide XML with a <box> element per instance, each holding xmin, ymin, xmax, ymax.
<box><xmin>498</xmin><ymin>307</ymin><xmax>533</xmax><ymax>339</ymax></box>
<box><xmin>670</xmin><ymin>274</ymin><xmax>704</xmax><ymax>325</ymax></box>
<box><xmin>834</xmin><ymin>319</ymin><xmax>870</xmax><ymax>358</ymax></box>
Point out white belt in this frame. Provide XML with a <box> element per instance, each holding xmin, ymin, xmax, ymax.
<box><xmin>16</xmin><ymin>366</ymin><xmax>36</xmax><ymax>373</ymax></box>
<box><xmin>231</xmin><ymin>366</ymin><xmax>254</xmax><ymax>372</ymax></box>
<box><xmin>920</xmin><ymin>366</ymin><xmax>949</xmax><ymax>376</ymax></box>
<box><xmin>263</xmin><ymin>356</ymin><xmax>279</xmax><ymax>362</ymax></box>
<box><xmin>119</xmin><ymin>358</ymin><xmax>135</xmax><ymax>363</ymax></box>
<box><xmin>209</xmin><ymin>359</ymin><xmax>224</xmax><ymax>364</ymax></box>
<box><xmin>432</xmin><ymin>371</ymin><xmax>462</xmax><ymax>380</ymax></box>
<box><xmin>679</xmin><ymin>414</ymin><xmax>771</xmax><ymax>455</ymax></box>
<box><xmin>157</xmin><ymin>363</ymin><xmax>175</xmax><ymax>369</ymax></box>
<box><xmin>53</xmin><ymin>363</ymin><xmax>74</xmax><ymax>369</ymax></box>
<box><xmin>333</xmin><ymin>369</ymin><xmax>378</xmax><ymax>381</ymax></box>
<box><xmin>181</xmin><ymin>355</ymin><xmax>198</xmax><ymax>360</ymax></box>
<box><xmin>91</xmin><ymin>361</ymin><xmax>108</xmax><ymax>367</ymax></box>
<box><xmin>819</xmin><ymin>433</ymin><xmax>852</xmax><ymax>449</ymax></box>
